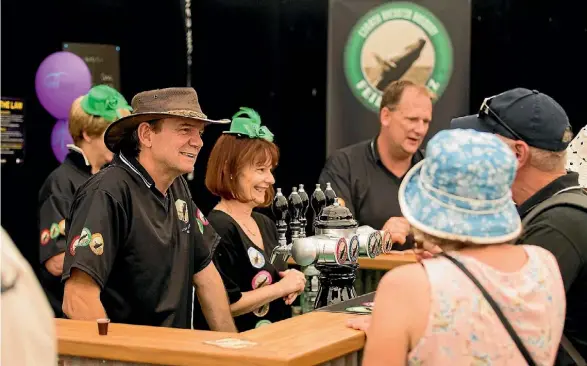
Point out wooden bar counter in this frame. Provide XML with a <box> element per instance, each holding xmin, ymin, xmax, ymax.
<box><xmin>287</xmin><ymin>252</ymin><xmax>416</xmax><ymax>271</ymax></box>
<box><xmin>57</xmin><ymin>310</ymin><xmax>365</xmax><ymax>366</ymax></box>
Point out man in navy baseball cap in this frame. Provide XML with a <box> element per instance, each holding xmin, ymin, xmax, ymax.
<box><xmin>451</xmin><ymin>88</ymin><xmax>573</xmax><ymax>151</ymax></box>
<box><xmin>453</xmin><ymin>88</ymin><xmax>587</xmax><ymax>361</ymax></box>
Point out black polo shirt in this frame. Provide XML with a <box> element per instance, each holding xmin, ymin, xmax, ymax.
<box><xmin>318</xmin><ymin>138</ymin><xmax>423</xmax><ymax>238</ymax></box>
<box><xmin>61</xmin><ymin>153</ymin><xmax>219</xmax><ymax>329</ymax></box>
<box><xmin>517</xmin><ymin>172</ymin><xmax>587</xmax><ymax>356</ymax></box>
<box><xmin>38</xmin><ymin>146</ymin><xmax>92</xmax><ymax>317</ymax></box>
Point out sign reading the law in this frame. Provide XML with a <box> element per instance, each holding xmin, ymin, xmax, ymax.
<box><xmin>327</xmin><ymin>0</ymin><xmax>471</xmax><ymax>154</ymax></box>
<box><xmin>1</xmin><ymin>97</ymin><xmax>26</xmax><ymax>164</ymax></box>
<box><xmin>63</xmin><ymin>42</ymin><xmax>121</xmax><ymax>91</ymax></box>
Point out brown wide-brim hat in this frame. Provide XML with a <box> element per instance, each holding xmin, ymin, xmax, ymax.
<box><xmin>104</xmin><ymin>87</ymin><xmax>230</xmax><ymax>152</ymax></box>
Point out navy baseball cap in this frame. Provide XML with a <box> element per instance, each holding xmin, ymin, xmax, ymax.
<box><xmin>451</xmin><ymin>88</ymin><xmax>573</xmax><ymax>151</ymax></box>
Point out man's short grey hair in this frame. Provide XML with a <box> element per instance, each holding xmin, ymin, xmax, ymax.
<box><xmin>528</xmin><ymin>146</ymin><xmax>567</xmax><ymax>172</ymax></box>
<box><xmin>497</xmin><ymin>135</ymin><xmax>568</xmax><ymax>173</ymax></box>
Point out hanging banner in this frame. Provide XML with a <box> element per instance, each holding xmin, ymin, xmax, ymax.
<box><xmin>180</xmin><ymin>0</ymin><xmax>195</xmax><ymax>181</ymax></box>
<box><xmin>63</xmin><ymin>42</ymin><xmax>121</xmax><ymax>91</ymax></box>
<box><xmin>180</xmin><ymin>0</ymin><xmax>193</xmax><ymax>87</ymax></box>
<box><xmin>326</xmin><ymin>0</ymin><xmax>471</xmax><ymax>154</ymax></box>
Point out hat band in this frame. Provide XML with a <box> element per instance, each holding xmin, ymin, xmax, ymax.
<box><xmin>418</xmin><ymin>166</ymin><xmax>512</xmax><ymax>214</ymax></box>
<box><xmin>132</xmin><ymin>109</ymin><xmax>208</xmax><ymax>120</ymax></box>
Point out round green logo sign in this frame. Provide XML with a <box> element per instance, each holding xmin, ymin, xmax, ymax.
<box><xmin>344</xmin><ymin>2</ymin><xmax>453</xmax><ymax>112</ymax></box>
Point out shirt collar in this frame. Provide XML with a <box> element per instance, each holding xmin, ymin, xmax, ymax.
<box><xmin>117</xmin><ymin>153</ymin><xmax>156</xmax><ymax>189</ymax></box>
<box><xmin>65</xmin><ymin>144</ymin><xmax>92</xmax><ymax>174</ymax></box>
<box><xmin>369</xmin><ymin>136</ymin><xmax>425</xmax><ymax>168</ymax></box>
<box><xmin>517</xmin><ymin>172</ymin><xmax>583</xmax><ymax>217</ymax></box>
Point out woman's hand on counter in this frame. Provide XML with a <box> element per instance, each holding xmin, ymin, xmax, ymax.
<box><xmin>278</xmin><ymin>269</ymin><xmax>306</xmax><ymax>305</ymax></box>
<box><xmin>346</xmin><ymin>315</ymin><xmax>371</xmax><ymax>332</ymax></box>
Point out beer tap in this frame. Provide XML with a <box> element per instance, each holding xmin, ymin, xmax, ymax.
<box><xmin>324</xmin><ymin>182</ymin><xmax>337</xmax><ymax>206</ymax></box>
<box><xmin>288</xmin><ymin>187</ymin><xmax>303</xmax><ymax>241</ymax></box>
<box><xmin>298</xmin><ymin>184</ymin><xmax>309</xmax><ymax>238</ymax></box>
<box><xmin>272</xmin><ymin>188</ymin><xmax>289</xmax><ymax>246</ymax></box>
<box><xmin>310</xmin><ymin>184</ymin><xmax>327</xmax><ymax>231</ymax></box>
<box><xmin>270</xmin><ymin>188</ymin><xmax>290</xmax><ymax>264</ymax></box>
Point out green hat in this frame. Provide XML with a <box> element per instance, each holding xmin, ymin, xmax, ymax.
<box><xmin>223</xmin><ymin>107</ymin><xmax>274</xmax><ymax>142</ymax></box>
<box><xmin>80</xmin><ymin>85</ymin><xmax>132</xmax><ymax>122</ymax></box>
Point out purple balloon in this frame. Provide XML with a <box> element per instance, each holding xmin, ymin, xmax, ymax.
<box><xmin>35</xmin><ymin>51</ymin><xmax>92</xmax><ymax>119</ymax></box>
<box><xmin>51</xmin><ymin>119</ymin><xmax>74</xmax><ymax>163</ymax></box>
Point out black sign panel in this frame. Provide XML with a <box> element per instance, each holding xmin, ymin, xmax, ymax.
<box><xmin>1</xmin><ymin>97</ymin><xmax>25</xmax><ymax>165</ymax></box>
<box><xmin>63</xmin><ymin>42</ymin><xmax>121</xmax><ymax>91</ymax></box>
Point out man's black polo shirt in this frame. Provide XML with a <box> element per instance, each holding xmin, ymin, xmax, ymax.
<box><xmin>318</xmin><ymin>138</ymin><xmax>424</xmax><ymax>231</ymax></box>
<box><xmin>517</xmin><ymin>172</ymin><xmax>587</xmax><ymax>356</ymax></box>
<box><xmin>38</xmin><ymin>145</ymin><xmax>92</xmax><ymax>317</ymax></box>
<box><xmin>61</xmin><ymin>153</ymin><xmax>219</xmax><ymax>328</ymax></box>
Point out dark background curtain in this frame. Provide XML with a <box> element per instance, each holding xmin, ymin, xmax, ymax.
<box><xmin>2</xmin><ymin>0</ymin><xmax>586</xmax><ymax>268</ymax></box>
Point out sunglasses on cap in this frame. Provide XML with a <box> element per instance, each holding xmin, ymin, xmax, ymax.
<box><xmin>478</xmin><ymin>96</ymin><xmax>524</xmax><ymax>141</ymax></box>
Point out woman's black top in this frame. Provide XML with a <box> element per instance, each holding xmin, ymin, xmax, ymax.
<box><xmin>192</xmin><ymin>210</ymin><xmax>290</xmax><ymax>331</ymax></box>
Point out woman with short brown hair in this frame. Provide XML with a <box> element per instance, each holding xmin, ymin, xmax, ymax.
<box><xmin>192</xmin><ymin>108</ymin><xmax>306</xmax><ymax>332</ymax></box>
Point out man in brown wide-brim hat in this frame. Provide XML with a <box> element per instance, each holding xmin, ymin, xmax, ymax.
<box><xmin>61</xmin><ymin>87</ymin><xmax>237</xmax><ymax>332</ymax></box>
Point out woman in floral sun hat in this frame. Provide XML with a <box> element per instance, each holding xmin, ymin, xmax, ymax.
<box><xmin>356</xmin><ymin>129</ymin><xmax>566</xmax><ymax>366</ymax></box>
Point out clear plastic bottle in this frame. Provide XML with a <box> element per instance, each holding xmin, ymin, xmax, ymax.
<box><xmin>300</xmin><ymin>264</ymin><xmax>321</xmax><ymax>314</ymax></box>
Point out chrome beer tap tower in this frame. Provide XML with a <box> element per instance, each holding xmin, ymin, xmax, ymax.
<box><xmin>270</xmin><ymin>183</ymin><xmax>394</xmax><ymax>310</ymax></box>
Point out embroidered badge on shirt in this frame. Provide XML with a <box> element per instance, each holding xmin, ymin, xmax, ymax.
<box><xmin>247</xmin><ymin>247</ymin><xmax>265</xmax><ymax>269</ymax></box>
<box><xmin>195</xmin><ymin>209</ymin><xmax>207</xmax><ymax>234</ymax></box>
<box><xmin>69</xmin><ymin>235</ymin><xmax>80</xmax><ymax>256</ymax></box>
<box><xmin>59</xmin><ymin>219</ymin><xmax>66</xmax><ymax>236</ymax></box>
<box><xmin>90</xmin><ymin>233</ymin><xmax>104</xmax><ymax>256</ymax></box>
<box><xmin>175</xmin><ymin>199</ymin><xmax>189</xmax><ymax>223</ymax></box>
<box><xmin>50</xmin><ymin>223</ymin><xmax>60</xmax><ymax>239</ymax></box>
<box><xmin>196</xmin><ymin>209</ymin><xmax>209</xmax><ymax>226</ymax></box>
<box><xmin>40</xmin><ymin>229</ymin><xmax>50</xmax><ymax>246</ymax></box>
<box><xmin>78</xmin><ymin>228</ymin><xmax>92</xmax><ymax>247</ymax></box>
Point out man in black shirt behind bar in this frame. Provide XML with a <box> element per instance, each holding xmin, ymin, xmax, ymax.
<box><xmin>319</xmin><ymin>80</ymin><xmax>434</xmax><ymax>248</ymax></box>
<box><xmin>61</xmin><ymin>87</ymin><xmax>237</xmax><ymax>331</ymax></box>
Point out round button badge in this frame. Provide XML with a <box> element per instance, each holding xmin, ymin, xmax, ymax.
<box><xmin>255</xmin><ymin>320</ymin><xmax>272</xmax><ymax>328</ymax></box>
<box><xmin>335</xmin><ymin>238</ymin><xmax>348</xmax><ymax>264</ymax></box>
<box><xmin>368</xmin><ymin>231</ymin><xmax>381</xmax><ymax>258</ymax></box>
<box><xmin>382</xmin><ymin>230</ymin><xmax>393</xmax><ymax>253</ymax></box>
<box><xmin>251</xmin><ymin>270</ymin><xmax>273</xmax><ymax>290</ymax></box>
<box><xmin>253</xmin><ymin>303</ymin><xmax>270</xmax><ymax>317</ymax></box>
<box><xmin>349</xmin><ymin>235</ymin><xmax>359</xmax><ymax>262</ymax></box>
<box><xmin>248</xmin><ymin>247</ymin><xmax>266</xmax><ymax>269</ymax></box>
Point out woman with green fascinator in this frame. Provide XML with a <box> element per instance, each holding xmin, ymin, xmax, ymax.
<box><xmin>38</xmin><ymin>85</ymin><xmax>132</xmax><ymax>317</ymax></box>
<box><xmin>192</xmin><ymin>107</ymin><xmax>306</xmax><ymax>332</ymax></box>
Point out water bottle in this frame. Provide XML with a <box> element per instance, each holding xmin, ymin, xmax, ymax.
<box><xmin>300</xmin><ymin>264</ymin><xmax>321</xmax><ymax>314</ymax></box>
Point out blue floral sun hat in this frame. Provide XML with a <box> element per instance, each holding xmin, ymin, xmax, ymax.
<box><xmin>398</xmin><ymin>129</ymin><xmax>522</xmax><ymax>244</ymax></box>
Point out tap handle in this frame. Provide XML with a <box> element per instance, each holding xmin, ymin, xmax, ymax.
<box><xmin>298</xmin><ymin>184</ymin><xmax>310</xmax><ymax>217</ymax></box>
<box><xmin>272</xmin><ymin>188</ymin><xmax>289</xmax><ymax>221</ymax></box>
<box><xmin>288</xmin><ymin>187</ymin><xmax>303</xmax><ymax>219</ymax></box>
<box><xmin>324</xmin><ymin>182</ymin><xmax>337</xmax><ymax>206</ymax></box>
<box><xmin>310</xmin><ymin>184</ymin><xmax>327</xmax><ymax>217</ymax></box>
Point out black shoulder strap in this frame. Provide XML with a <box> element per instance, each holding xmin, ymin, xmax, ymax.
<box><xmin>439</xmin><ymin>252</ymin><xmax>537</xmax><ymax>366</ymax></box>
<box><xmin>522</xmin><ymin>190</ymin><xmax>587</xmax><ymax>226</ymax></box>
<box><xmin>520</xmin><ymin>189</ymin><xmax>587</xmax><ymax>365</ymax></box>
